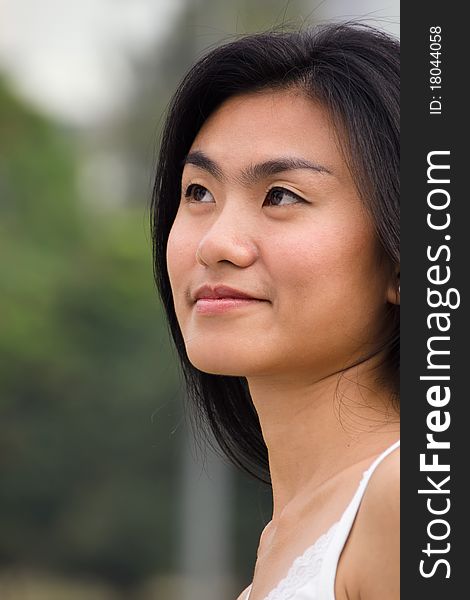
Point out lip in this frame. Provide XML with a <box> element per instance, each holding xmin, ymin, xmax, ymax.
<box><xmin>193</xmin><ymin>284</ymin><xmax>265</xmax><ymax>302</ymax></box>
<box><xmin>192</xmin><ymin>284</ymin><xmax>268</xmax><ymax>315</ymax></box>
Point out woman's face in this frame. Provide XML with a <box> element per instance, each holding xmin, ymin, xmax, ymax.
<box><xmin>167</xmin><ymin>89</ymin><xmax>396</xmax><ymax>380</ymax></box>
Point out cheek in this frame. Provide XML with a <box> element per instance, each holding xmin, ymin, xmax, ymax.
<box><xmin>268</xmin><ymin>221</ymin><xmax>379</xmax><ymax>326</ymax></box>
<box><xmin>166</xmin><ymin>218</ymin><xmax>197</xmax><ymax>303</ymax></box>
<box><xmin>270</xmin><ymin>222</ymin><xmax>355</xmax><ymax>293</ymax></box>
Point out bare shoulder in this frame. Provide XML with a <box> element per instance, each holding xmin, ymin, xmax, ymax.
<box><xmin>364</xmin><ymin>444</ymin><xmax>400</xmax><ymax>515</ymax></box>
<box><xmin>344</xmin><ymin>446</ymin><xmax>400</xmax><ymax>600</ymax></box>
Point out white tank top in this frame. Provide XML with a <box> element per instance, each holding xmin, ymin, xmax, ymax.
<box><xmin>244</xmin><ymin>439</ymin><xmax>400</xmax><ymax>600</ymax></box>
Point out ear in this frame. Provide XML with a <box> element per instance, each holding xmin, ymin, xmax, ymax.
<box><xmin>386</xmin><ymin>265</ymin><xmax>400</xmax><ymax>305</ymax></box>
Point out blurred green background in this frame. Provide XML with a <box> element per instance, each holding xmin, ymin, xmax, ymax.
<box><xmin>0</xmin><ymin>1</ymin><xmax>398</xmax><ymax>598</ymax></box>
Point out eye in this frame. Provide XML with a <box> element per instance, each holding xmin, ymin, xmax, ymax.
<box><xmin>184</xmin><ymin>183</ymin><xmax>215</xmax><ymax>203</ymax></box>
<box><xmin>264</xmin><ymin>187</ymin><xmax>306</xmax><ymax>207</ymax></box>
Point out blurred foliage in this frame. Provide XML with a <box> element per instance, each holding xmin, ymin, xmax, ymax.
<box><xmin>0</xmin><ymin>80</ymin><xmax>182</xmax><ymax>588</ymax></box>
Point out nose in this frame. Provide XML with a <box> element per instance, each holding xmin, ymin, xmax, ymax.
<box><xmin>195</xmin><ymin>204</ymin><xmax>259</xmax><ymax>268</ymax></box>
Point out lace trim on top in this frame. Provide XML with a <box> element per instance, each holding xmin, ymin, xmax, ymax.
<box><xmin>261</xmin><ymin>521</ymin><xmax>339</xmax><ymax>600</ymax></box>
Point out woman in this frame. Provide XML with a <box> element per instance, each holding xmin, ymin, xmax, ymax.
<box><xmin>151</xmin><ymin>23</ymin><xmax>400</xmax><ymax>600</ymax></box>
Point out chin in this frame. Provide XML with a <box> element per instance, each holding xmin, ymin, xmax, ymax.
<box><xmin>186</xmin><ymin>352</ymin><xmax>247</xmax><ymax>376</ymax></box>
<box><xmin>184</xmin><ymin>343</ymin><xmax>263</xmax><ymax>376</ymax></box>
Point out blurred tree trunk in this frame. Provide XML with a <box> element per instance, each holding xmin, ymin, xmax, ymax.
<box><xmin>180</xmin><ymin>424</ymin><xmax>234</xmax><ymax>600</ymax></box>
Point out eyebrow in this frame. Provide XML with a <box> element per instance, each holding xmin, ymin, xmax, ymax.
<box><xmin>182</xmin><ymin>150</ymin><xmax>333</xmax><ymax>185</ymax></box>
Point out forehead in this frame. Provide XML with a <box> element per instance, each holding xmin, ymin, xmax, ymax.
<box><xmin>188</xmin><ymin>89</ymin><xmax>349</xmax><ymax>181</ymax></box>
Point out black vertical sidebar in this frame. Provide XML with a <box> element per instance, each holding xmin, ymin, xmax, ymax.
<box><xmin>401</xmin><ymin>3</ymin><xmax>466</xmax><ymax>598</ymax></box>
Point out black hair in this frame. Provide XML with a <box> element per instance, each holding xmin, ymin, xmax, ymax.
<box><xmin>151</xmin><ymin>23</ymin><xmax>400</xmax><ymax>483</ymax></box>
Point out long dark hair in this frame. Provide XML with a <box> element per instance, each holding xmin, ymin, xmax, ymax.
<box><xmin>151</xmin><ymin>23</ymin><xmax>400</xmax><ymax>483</ymax></box>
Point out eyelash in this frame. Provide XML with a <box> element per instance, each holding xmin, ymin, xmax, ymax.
<box><xmin>183</xmin><ymin>184</ymin><xmax>307</xmax><ymax>206</ymax></box>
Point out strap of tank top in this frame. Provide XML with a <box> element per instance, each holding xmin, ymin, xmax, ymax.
<box><xmin>316</xmin><ymin>439</ymin><xmax>400</xmax><ymax>600</ymax></box>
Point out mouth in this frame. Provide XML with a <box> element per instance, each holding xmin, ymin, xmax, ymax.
<box><xmin>192</xmin><ymin>284</ymin><xmax>268</xmax><ymax>315</ymax></box>
<box><xmin>194</xmin><ymin>297</ymin><xmax>267</xmax><ymax>315</ymax></box>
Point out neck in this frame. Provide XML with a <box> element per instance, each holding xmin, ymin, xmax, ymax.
<box><xmin>246</xmin><ymin>359</ymin><xmax>400</xmax><ymax>519</ymax></box>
